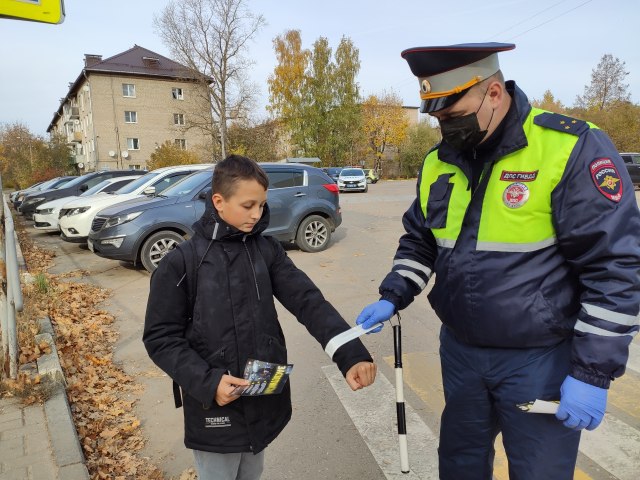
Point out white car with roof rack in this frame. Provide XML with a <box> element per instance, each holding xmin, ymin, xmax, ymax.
<box><xmin>58</xmin><ymin>164</ymin><xmax>213</xmax><ymax>243</ymax></box>
<box><xmin>33</xmin><ymin>176</ymin><xmax>140</xmax><ymax>232</ymax></box>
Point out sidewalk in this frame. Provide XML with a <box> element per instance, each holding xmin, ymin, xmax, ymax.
<box><xmin>0</xmin><ymin>396</ymin><xmax>58</xmax><ymax>479</ymax></box>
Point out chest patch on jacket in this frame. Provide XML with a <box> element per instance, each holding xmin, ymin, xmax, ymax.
<box><xmin>205</xmin><ymin>416</ymin><xmax>232</xmax><ymax>428</ymax></box>
<box><xmin>590</xmin><ymin>158</ymin><xmax>622</xmax><ymax>202</ymax></box>
<box><xmin>500</xmin><ymin>170</ymin><xmax>538</xmax><ymax>182</ymax></box>
<box><xmin>503</xmin><ymin>182</ymin><xmax>530</xmax><ymax>208</ymax></box>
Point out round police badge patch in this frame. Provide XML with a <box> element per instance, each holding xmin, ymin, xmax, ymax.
<box><xmin>503</xmin><ymin>182</ymin><xmax>529</xmax><ymax>209</ymax></box>
<box><xmin>590</xmin><ymin>158</ymin><xmax>623</xmax><ymax>202</ymax></box>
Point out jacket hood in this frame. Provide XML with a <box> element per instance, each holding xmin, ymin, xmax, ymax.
<box><xmin>193</xmin><ymin>193</ymin><xmax>271</xmax><ymax>241</ymax></box>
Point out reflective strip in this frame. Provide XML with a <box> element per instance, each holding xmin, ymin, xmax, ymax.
<box><xmin>393</xmin><ymin>259</ymin><xmax>432</xmax><ymax>278</ymax></box>
<box><xmin>476</xmin><ymin>237</ymin><xmax>558</xmax><ymax>252</ymax></box>
<box><xmin>581</xmin><ymin>303</ymin><xmax>639</xmax><ymax>326</ymax></box>
<box><xmin>574</xmin><ymin>320</ymin><xmax>639</xmax><ymax>338</ymax></box>
<box><xmin>435</xmin><ymin>238</ymin><xmax>456</xmax><ymax>248</ymax></box>
<box><xmin>396</xmin><ymin>270</ymin><xmax>427</xmax><ymax>290</ymax></box>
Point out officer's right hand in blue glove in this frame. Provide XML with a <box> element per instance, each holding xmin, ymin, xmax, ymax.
<box><xmin>556</xmin><ymin>375</ymin><xmax>607</xmax><ymax>431</ymax></box>
<box><xmin>356</xmin><ymin>300</ymin><xmax>395</xmax><ymax>333</ymax></box>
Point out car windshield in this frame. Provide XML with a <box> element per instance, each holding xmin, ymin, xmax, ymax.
<box><xmin>340</xmin><ymin>169</ymin><xmax>364</xmax><ymax>176</ymax></box>
<box><xmin>327</xmin><ymin>168</ymin><xmax>342</xmax><ymax>174</ymax></box>
<box><xmin>80</xmin><ymin>180</ymin><xmax>111</xmax><ymax>197</ymax></box>
<box><xmin>53</xmin><ymin>179</ymin><xmax>74</xmax><ymax>189</ymax></box>
<box><xmin>363</xmin><ymin>169</ymin><xmax>371</xmax><ymax>174</ymax></box>
<box><xmin>115</xmin><ymin>172</ymin><xmax>160</xmax><ymax>194</ymax></box>
<box><xmin>161</xmin><ymin>171</ymin><xmax>212</xmax><ymax>197</ymax></box>
<box><xmin>59</xmin><ymin>175</ymin><xmax>89</xmax><ymax>189</ymax></box>
<box><xmin>34</xmin><ymin>179</ymin><xmax>57</xmax><ymax>191</ymax></box>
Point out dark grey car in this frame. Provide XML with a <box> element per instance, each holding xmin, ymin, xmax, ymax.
<box><xmin>87</xmin><ymin>164</ymin><xmax>342</xmax><ymax>272</ymax></box>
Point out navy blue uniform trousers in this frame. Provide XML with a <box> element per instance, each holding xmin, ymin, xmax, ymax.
<box><xmin>438</xmin><ymin>326</ymin><xmax>581</xmax><ymax>480</ymax></box>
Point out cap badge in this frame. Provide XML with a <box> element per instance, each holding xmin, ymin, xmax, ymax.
<box><xmin>421</xmin><ymin>79</ymin><xmax>431</xmax><ymax>95</ymax></box>
<box><xmin>503</xmin><ymin>182</ymin><xmax>529</xmax><ymax>209</ymax></box>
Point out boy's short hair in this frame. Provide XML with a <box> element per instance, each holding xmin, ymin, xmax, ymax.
<box><xmin>212</xmin><ymin>155</ymin><xmax>269</xmax><ymax>199</ymax></box>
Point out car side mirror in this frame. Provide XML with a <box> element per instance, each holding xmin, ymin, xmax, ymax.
<box><xmin>143</xmin><ymin>186</ymin><xmax>156</xmax><ymax>195</ymax></box>
<box><xmin>198</xmin><ymin>188</ymin><xmax>211</xmax><ymax>200</ymax></box>
<box><xmin>79</xmin><ymin>184</ymin><xmax>88</xmax><ymax>192</ymax></box>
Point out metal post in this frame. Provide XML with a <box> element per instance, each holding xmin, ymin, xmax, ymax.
<box><xmin>393</xmin><ymin>324</ymin><xmax>410</xmax><ymax>473</ymax></box>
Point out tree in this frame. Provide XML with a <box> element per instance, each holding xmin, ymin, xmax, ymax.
<box><xmin>398</xmin><ymin>120</ymin><xmax>441</xmax><ymax>178</ymax></box>
<box><xmin>154</xmin><ymin>0</ymin><xmax>267</xmax><ymax>160</ymax></box>
<box><xmin>362</xmin><ymin>91</ymin><xmax>409</xmax><ymax>174</ymax></box>
<box><xmin>147</xmin><ymin>141</ymin><xmax>202</xmax><ymax>170</ymax></box>
<box><xmin>267</xmin><ymin>30</ymin><xmax>363</xmax><ymax>166</ymax></box>
<box><xmin>227</xmin><ymin>118</ymin><xmax>288</xmax><ymax>162</ymax></box>
<box><xmin>531</xmin><ymin>90</ymin><xmax>565</xmax><ymax>113</ymax></box>
<box><xmin>575</xmin><ymin>54</ymin><xmax>630</xmax><ymax>110</ymax></box>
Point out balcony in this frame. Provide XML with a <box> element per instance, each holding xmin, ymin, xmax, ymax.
<box><xmin>66</xmin><ymin>131</ymin><xmax>82</xmax><ymax>144</ymax></box>
<box><xmin>73</xmin><ymin>155</ymin><xmax>84</xmax><ymax>165</ymax></box>
<box><xmin>68</xmin><ymin>107</ymin><xmax>79</xmax><ymax>119</ymax></box>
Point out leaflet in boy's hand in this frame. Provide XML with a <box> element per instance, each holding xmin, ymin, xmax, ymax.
<box><xmin>230</xmin><ymin>359</ymin><xmax>294</xmax><ymax>396</ymax></box>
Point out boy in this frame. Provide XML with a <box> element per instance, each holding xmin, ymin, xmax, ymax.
<box><xmin>143</xmin><ymin>155</ymin><xmax>376</xmax><ymax>480</ymax></box>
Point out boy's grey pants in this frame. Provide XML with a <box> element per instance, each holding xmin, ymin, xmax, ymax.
<box><xmin>193</xmin><ymin>449</ymin><xmax>265</xmax><ymax>480</ymax></box>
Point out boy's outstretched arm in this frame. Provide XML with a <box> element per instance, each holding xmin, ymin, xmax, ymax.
<box><xmin>143</xmin><ymin>250</ymin><xmax>244</xmax><ymax>408</ymax></box>
<box><xmin>265</xmin><ymin>237</ymin><xmax>375</xmax><ymax>387</ymax></box>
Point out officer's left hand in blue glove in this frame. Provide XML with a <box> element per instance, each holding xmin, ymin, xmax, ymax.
<box><xmin>356</xmin><ymin>300</ymin><xmax>395</xmax><ymax>334</ymax></box>
<box><xmin>556</xmin><ymin>375</ymin><xmax>607</xmax><ymax>431</ymax></box>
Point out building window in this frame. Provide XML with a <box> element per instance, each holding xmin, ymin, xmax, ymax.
<box><xmin>173</xmin><ymin>114</ymin><xmax>185</xmax><ymax>125</ymax></box>
<box><xmin>124</xmin><ymin>111</ymin><xmax>137</xmax><ymax>123</ymax></box>
<box><xmin>129</xmin><ymin>164</ymin><xmax>142</xmax><ymax>170</ymax></box>
<box><xmin>172</xmin><ymin>88</ymin><xmax>184</xmax><ymax>100</ymax></box>
<box><xmin>175</xmin><ymin>139</ymin><xmax>187</xmax><ymax>149</ymax></box>
<box><xmin>127</xmin><ymin>138</ymin><xmax>140</xmax><ymax>150</ymax></box>
<box><xmin>122</xmin><ymin>84</ymin><xmax>136</xmax><ymax>97</ymax></box>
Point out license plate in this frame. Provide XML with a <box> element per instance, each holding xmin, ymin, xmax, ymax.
<box><xmin>88</xmin><ymin>240</ymin><xmax>94</xmax><ymax>252</ymax></box>
<box><xmin>347</xmin><ymin>185</ymin><xmax>357</xmax><ymax>188</ymax></box>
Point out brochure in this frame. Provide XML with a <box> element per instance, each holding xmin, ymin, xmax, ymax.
<box><xmin>515</xmin><ymin>399</ymin><xmax>560</xmax><ymax>414</ymax></box>
<box><xmin>230</xmin><ymin>359</ymin><xmax>293</xmax><ymax>396</ymax></box>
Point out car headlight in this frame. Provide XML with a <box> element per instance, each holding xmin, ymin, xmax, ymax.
<box><xmin>18</xmin><ymin>195</ymin><xmax>25</xmax><ymax>201</ymax></box>
<box><xmin>67</xmin><ymin>206</ymin><xmax>91</xmax><ymax>216</ymax></box>
<box><xmin>100</xmin><ymin>236</ymin><xmax>125</xmax><ymax>248</ymax></box>
<box><xmin>25</xmin><ymin>197</ymin><xmax>45</xmax><ymax>205</ymax></box>
<box><xmin>37</xmin><ymin>208</ymin><xmax>55</xmax><ymax>215</ymax></box>
<box><xmin>104</xmin><ymin>211</ymin><xmax>144</xmax><ymax>228</ymax></box>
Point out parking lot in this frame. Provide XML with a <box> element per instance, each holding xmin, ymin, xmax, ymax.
<box><xmin>19</xmin><ymin>180</ymin><xmax>640</xmax><ymax>479</ymax></box>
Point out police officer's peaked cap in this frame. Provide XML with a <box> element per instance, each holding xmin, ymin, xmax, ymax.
<box><xmin>401</xmin><ymin>43</ymin><xmax>515</xmax><ymax>113</ymax></box>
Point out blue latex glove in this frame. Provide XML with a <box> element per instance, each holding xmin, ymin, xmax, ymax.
<box><xmin>356</xmin><ymin>300</ymin><xmax>395</xmax><ymax>334</ymax></box>
<box><xmin>556</xmin><ymin>375</ymin><xmax>607</xmax><ymax>431</ymax></box>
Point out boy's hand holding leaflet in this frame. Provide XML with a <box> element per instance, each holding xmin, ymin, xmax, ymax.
<box><xmin>216</xmin><ymin>374</ymin><xmax>249</xmax><ymax>406</ymax></box>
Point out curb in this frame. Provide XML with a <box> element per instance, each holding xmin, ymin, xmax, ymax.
<box><xmin>37</xmin><ymin>315</ymin><xmax>90</xmax><ymax>479</ymax></box>
<box><xmin>14</xmin><ymin>229</ymin><xmax>27</xmax><ymax>272</ymax></box>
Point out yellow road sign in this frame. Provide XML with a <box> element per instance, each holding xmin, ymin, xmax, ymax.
<box><xmin>0</xmin><ymin>0</ymin><xmax>65</xmax><ymax>25</ymax></box>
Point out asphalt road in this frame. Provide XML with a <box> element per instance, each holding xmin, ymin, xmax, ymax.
<box><xmin>19</xmin><ymin>181</ymin><xmax>640</xmax><ymax>480</ymax></box>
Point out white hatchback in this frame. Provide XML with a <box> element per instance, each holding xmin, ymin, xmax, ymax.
<box><xmin>33</xmin><ymin>176</ymin><xmax>140</xmax><ymax>232</ymax></box>
<box><xmin>337</xmin><ymin>168</ymin><xmax>368</xmax><ymax>193</ymax></box>
<box><xmin>58</xmin><ymin>164</ymin><xmax>213</xmax><ymax>243</ymax></box>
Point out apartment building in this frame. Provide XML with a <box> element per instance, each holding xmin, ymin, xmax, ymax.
<box><xmin>47</xmin><ymin>45</ymin><xmax>212</xmax><ymax>172</ymax></box>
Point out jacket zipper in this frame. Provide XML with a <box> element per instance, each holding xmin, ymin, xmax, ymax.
<box><xmin>242</xmin><ymin>235</ymin><xmax>261</xmax><ymax>300</ymax></box>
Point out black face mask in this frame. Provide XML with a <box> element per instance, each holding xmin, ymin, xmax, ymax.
<box><xmin>439</xmin><ymin>89</ymin><xmax>495</xmax><ymax>151</ymax></box>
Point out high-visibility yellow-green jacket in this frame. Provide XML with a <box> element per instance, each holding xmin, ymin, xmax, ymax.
<box><xmin>379</xmin><ymin>82</ymin><xmax>640</xmax><ymax>389</ymax></box>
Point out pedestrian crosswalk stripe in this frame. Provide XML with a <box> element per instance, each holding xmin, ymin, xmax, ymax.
<box><xmin>608</xmin><ymin>373</ymin><xmax>640</xmax><ymax>420</ymax></box>
<box><xmin>626</xmin><ymin>342</ymin><xmax>640</xmax><ymax>373</ymax></box>
<box><xmin>323</xmin><ymin>364</ymin><xmax>439</xmax><ymax>479</ymax></box>
<box><xmin>579</xmin><ymin>414</ymin><xmax>640</xmax><ymax>480</ymax></box>
<box><xmin>384</xmin><ymin>353</ymin><xmax>597</xmax><ymax>480</ymax></box>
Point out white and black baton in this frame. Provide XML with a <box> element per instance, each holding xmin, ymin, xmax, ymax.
<box><xmin>392</xmin><ymin>315</ymin><xmax>410</xmax><ymax>474</ymax></box>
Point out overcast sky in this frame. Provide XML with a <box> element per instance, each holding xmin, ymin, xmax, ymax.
<box><xmin>1</xmin><ymin>0</ymin><xmax>638</xmax><ymax>135</ymax></box>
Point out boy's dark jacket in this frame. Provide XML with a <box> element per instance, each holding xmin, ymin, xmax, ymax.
<box><xmin>143</xmin><ymin>195</ymin><xmax>372</xmax><ymax>454</ymax></box>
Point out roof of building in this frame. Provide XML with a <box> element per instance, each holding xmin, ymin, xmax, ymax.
<box><xmin>47</xmin><ymin>45</ymin><xmax>203</xmax><ymax>133</ymax></box>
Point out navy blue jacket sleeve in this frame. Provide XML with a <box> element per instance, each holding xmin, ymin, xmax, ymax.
<box><xmin>378</xmin><ymin>166</ymin><xmax>438</xmax><ymax>311</ymax></box>
<box><xmin>552</xmin><ymin>127</ymin><xmax>640</xmax><ymax>389</ymax></box>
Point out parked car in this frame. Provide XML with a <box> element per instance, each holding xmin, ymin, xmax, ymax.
<box><xmin>57</xmin><ymin>165</ymin><xmax>213</xmax><ymax>243</ymax></box>
<box><xmin>326</xmin><ymin>167</ymin><xmax>343</xmax><ymax>183</ymax></box>
<box><xmin>13</xmin><ymin>177</ymin><xmax>77</xmax><ymax>210</ymax></box>
<box><xmin>337</xmin><ymin>168</ymin><xmax>368</xmax><ymax>192</ymax></box>
<box><xmin>10</xmin><ymin>181</ymin><xmax>44</xmax><ymax>203</ymax></box>
<box><xmin>33</xmin><ymin>176</ymin><xmax>140</xmax><ymax>233</ymax></box>
<box><xmin>363</xmin><ymin>169</ymin><xmax>379</xmax><ymax>184</ymax></box>
<box><xmin>620</xmin><ymin>153</ymin><xmax>640</xmax><ymax>186</ymax></box>
<box><xmin>19</xmin><ymin>170</ymin><xmax>146</xmax><ymax>219</ymax></box>
<box><xmin>88</xmin><ymin>164</ymin><xmax>341</xmax><ymax>272</ymax></box>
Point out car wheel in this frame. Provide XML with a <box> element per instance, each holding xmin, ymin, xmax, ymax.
<box><xmin>296</xmin><ymin>215</ymin><xmax>331</xmax><ymax>253</ymax></box>
<box><xmin>140</xmin><ymin>230</ymin><xmax>185</xmax><ymax>272</ymax></box>
<box><xmin>366</xmin><ymin>178</ymin><xmax>372</xmax><ymax>184</ymax></box>
<box><xmin>364</xmin><ymin>184</ymin><xmax>368</xmax><ymax>193</ymax></box>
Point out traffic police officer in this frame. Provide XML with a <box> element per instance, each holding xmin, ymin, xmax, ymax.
<box><xmin>357</xmin><ymin>43</ymin><xmax>640</xmax><ymax>479</ymax></box>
